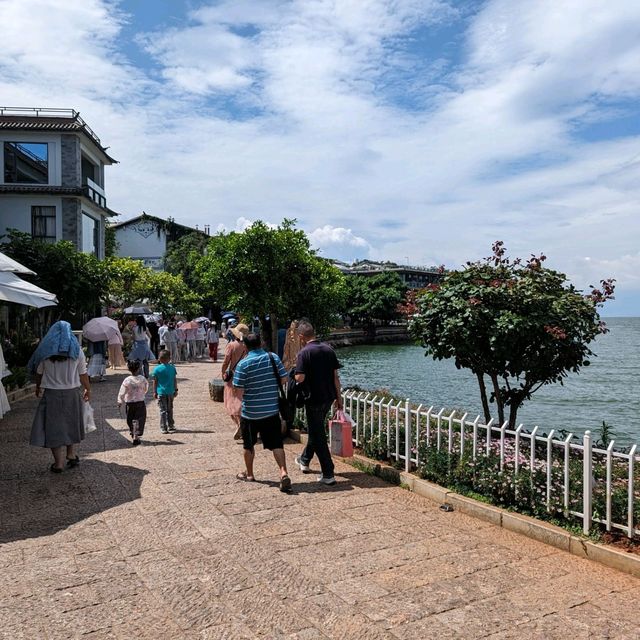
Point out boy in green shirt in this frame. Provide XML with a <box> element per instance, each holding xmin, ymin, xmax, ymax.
<box><xmin>151</xmin><ymin>350</ymin><xmax>178</xmax><ymax>434</ymax></box>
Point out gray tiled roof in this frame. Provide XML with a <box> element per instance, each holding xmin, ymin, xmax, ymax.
<box><xmin>0</xmin><ymin>114</ymin><xmax>117</xmax><ymax>163</ymax></box>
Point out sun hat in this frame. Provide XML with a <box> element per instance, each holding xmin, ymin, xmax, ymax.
<box><xmin>231</xmin><ymin>323</ymin><xmax>249</xmax><ymax>340</ymax></box>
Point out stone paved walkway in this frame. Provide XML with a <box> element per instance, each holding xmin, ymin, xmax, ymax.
<box><xmin>1</xmin><ymin>357</ymin><xmax>639</xmax><ymax>639</ymax></box>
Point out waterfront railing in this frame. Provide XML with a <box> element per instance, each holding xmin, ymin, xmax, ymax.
<box><xmin>337</xmin><ymin>389</ymin><xmax>640</xmax><ymax>539</ymax></box>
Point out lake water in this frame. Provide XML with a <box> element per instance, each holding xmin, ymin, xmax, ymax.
<box><xmin>337</xmin><ymin>317</ymin><xmax>640</xmax><ymax>445</ymax></box>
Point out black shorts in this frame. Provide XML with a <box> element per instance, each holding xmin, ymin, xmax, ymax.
<box><xmin>241</xmin><ymin>413</ymin><xmax>283</xmax><ymax>451</ymax></box>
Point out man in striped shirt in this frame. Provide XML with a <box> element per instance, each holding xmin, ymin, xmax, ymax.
<box><xmin>233</xmin><ymin>333</ymin><xmax>292</xmax><ymax>492</ymax></box>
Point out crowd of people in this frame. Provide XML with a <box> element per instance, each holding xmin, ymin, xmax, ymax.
<box><xmin>27</xmin><ymin>314</ymin><xmax>343</xmax><ymax>493</ymax></box>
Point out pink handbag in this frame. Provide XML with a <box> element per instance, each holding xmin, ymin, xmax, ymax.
<box><xmin>329</xmin><ymin>410</ymin><xmax>354</xmax><ymax>457</ymax></box>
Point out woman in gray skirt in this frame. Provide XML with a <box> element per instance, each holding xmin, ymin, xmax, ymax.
<box><xmin>28</xmin><ymin>321</ymin><xmax>91</xmax><ymax>473</ymax></box>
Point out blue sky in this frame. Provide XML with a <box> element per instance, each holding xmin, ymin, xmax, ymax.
<box><xmin>1</xmin><ymin>0</ymin><xmax>639</xmax><ymax>314</ymax></box>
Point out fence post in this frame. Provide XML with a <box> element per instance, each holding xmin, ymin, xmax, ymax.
<box><xmin>530</xmin><ymin>426</ymin><xmax>539</xmax><ymax>475</ymax></box>
<box><xmin>564</xmin><ymin>433</ymin><xmax>573</xmax><ymax>517</ymax></box>
<box><xmin>361</xmin><ymin>393</ymin><xmax>371</xmax><ymax>443</ymax></box>
<box><xmin>605</xmin><ymin>441</ymin><xmax>614</xmax><ymax>532</ymax></box>
<box><xmin>628</xmin><ymin>445</ymin><xmax>637</xmax><ymax>539</ymax></box>
<box><xmin>370</xmin><ymin>396</ymin><xmax>377</xmax><ymax>441</ymax></box>
<box><xmin>414</xmin><ymin>404</ymin><xmax>423</xmax><ymax>467</ymax></box>
<box><xmin>436</xmin><ymin>408</ymin><xmax>445</xmax><ymax>451</ymax></box>
<box><xmin>459</xmin><ymin>413</ymin><xmax>468</xmax><ymax>459</ymax></box>
<box><xmin>395</xmin><ymin>401</ymin><xmax>401</xmax><ymax>462</ymax></box>
<box><xmin>485</xmin><ymin>418</ymin><xmax>494</xmax><ymax>456</ymax></box>
<box><xmin>583</xmin><ymin>430</ymin><xmax>593</xmax><ymax>535</ymax></box>
<box><xmin>386</xmin><ymin>399</ymin><xmax>392</xmax><ymax>455</ymax></box>
<box><xmin>499</xmin><ymin>421</ymin><xmax>508</xmax><ymax>471</ymax></box>
<box><xmin>447</xmin><ymin>411</ymin><xmax>455</xmax><ymax>454</ymax></box>
<box><xmin>514</xmin><ymin>424</ymin><xmax>523</xmax><ymax>499</ymax></box>
<box><xmin>546</xmin><ymin>430</ymin><xmax>555</xmax><ymax>512</ymax></box>
<box><xmin>425</xmin><ymin>406</ymin><xmax>433</xmax><ymax>443</ymax></box>
<box><xmin>378</xmin><ymin>397</ymin><xmax>384</xmax><ymax>443</ymax></box>
<box><xmin>472</xmin><ymin>416</ymin><xmax>480</xmax><ymax>461</ymax></box>
<box><xmin>405</xmin><ymin>399</ymin><xmax>411</xmax><ymax>472</ymax></box>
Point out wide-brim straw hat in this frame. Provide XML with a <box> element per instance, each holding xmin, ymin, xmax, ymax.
<box><xmin>231</xmin><ymin>323</ymin><xmax>249</xmax><ymax>340</ymax></box>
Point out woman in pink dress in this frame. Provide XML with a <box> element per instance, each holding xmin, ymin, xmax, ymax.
<box><xmin>221</xmin><ymin>323</ymin><xmax>248</xmax><ymax>440</ymax></box>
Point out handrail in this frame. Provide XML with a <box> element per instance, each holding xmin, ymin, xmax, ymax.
<box><xmin>0</xmin><ymin>106</ymin><xmax>102</xmax><ymax>147</ymax></box>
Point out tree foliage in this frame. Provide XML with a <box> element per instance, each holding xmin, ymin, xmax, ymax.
<box><xmin>409</xmin><ymin>242</ymin><xmax>615</xmax><ymax>427</ymax></box>
<box><xmin>104</xmin><ymin>257</ymin><xmax>199</xmax><ymax>318</ymax></box>
<box><xmin>0</xmin><ymin>231</ymin><xmax>199</xmax><ymax>321</ymax></box>
<box><xmin>0</xmin><ymin>230</ymin><xmax>108</xmax><ymax>318</ymax></box>
<box><xmin>344</xmin><ymin>272</ymin><xmax>406</xmax><ymax>328</ymax></box>
<box><xmin>196</xmin><ymin>220</ymin><xmax>346</xmax><ymax>345</ymax></box>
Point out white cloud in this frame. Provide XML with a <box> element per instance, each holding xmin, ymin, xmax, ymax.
<box><xmin>309</xmin><ymin>226</ymin><xmax>370</xmax><ymax>250</ymax></box>
<box><xmin>2</xmin><ymin>0</ymin><xmax>640</xmax><ymax>311</ymax></box>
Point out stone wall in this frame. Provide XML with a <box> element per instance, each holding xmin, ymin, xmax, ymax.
<box><xmin>325</xmin><ymin>326</ymin><xmax>410</xmax><ymax>348</ymax></box>
<box><xmin>61</xmin><ymin>198</ymin><xmax>81</xmax><ymax>247</ymax></box>
<box><xmin>60</xmin><ymin>134</ymin><xmax>80</xmax><ymax>187</ymax></box>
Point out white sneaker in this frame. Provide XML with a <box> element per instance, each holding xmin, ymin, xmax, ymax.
<box><xmin>295</xmin><ymin>456</ymin><xmax>310</xmax><ymax>473</ymax></box>
<box><xmin>317</xmin><ymin>475</ymin><xmax>337</xmax><ymax>486</ymax></box>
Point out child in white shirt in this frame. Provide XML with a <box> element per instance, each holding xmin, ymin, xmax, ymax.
<box><xmin>117</xmin><ymin>360</ymin><xmax>148</xmax><ymax>446</ymax></box>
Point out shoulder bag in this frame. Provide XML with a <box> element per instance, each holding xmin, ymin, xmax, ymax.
<box><xmin>268</xmin><ymin>353</ymin><xmax>295</xmax><ymax>424</ymax></box>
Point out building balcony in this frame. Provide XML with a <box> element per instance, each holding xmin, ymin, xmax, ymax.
<box><xmin>83</xmin><ymin>178</ymin><xmax>106</xmax><ymax>209</ymax></box>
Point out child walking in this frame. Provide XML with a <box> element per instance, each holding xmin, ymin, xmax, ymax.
<box><xmin>117</xmin><ymin>360</ymin><xmax>148</xmax><ymax>446</ymax></box>
<box><xmin>151</xmin><ymin>350</ymin><xmax>178</xmax><ymax>434</ymax></box>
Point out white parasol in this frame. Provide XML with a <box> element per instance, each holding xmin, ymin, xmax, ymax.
<box><xmin>82</xmin><ymin>317</ymin><xmax>123</xmax><ymax>344</ymax></box>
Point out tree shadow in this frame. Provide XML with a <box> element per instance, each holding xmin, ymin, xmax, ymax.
<box><xmin>0</xmin><ymin>459</ymin><xmax>148</xmax><ymax>545</ymax></box>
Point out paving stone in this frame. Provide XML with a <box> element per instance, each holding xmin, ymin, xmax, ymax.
<box><xmin>0</xmin><ymin>354</ymin><xmax>638</xmax><ymax>639</ymax></box>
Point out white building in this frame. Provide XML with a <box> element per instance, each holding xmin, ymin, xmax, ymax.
<box><xmin>0</xmin><ymin>107</ymin><xmax>117</xmax><ymax>258</ymax></box>
<box><xmin>111</xmin><ymin>213</ymin><xmax>209</xmax><ymax>270</ymax></box>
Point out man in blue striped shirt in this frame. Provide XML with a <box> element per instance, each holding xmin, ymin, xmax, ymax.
<box><xmin>233</xmin><ymin>333</ymin><xmax>292</xmax><ymax>492</ymax></box>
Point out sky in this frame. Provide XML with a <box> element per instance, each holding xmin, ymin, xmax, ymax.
<box><xmin>1</xmin><ymin>0</ymin><xmax>639</xmax><ymax>315</ymax></box>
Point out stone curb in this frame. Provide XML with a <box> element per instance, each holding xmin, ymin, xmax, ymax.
<box><xmin>287</xmin><ymin>430</ymin><xmax>640</xmax><ymax>579</ymax></box>
<box><xmin>6</xmin><ymin>383</ymin><xmax>36</xmax><ymax>404</ymax></box>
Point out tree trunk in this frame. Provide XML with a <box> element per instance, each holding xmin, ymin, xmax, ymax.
<box><xmin>490</xmin><ymin>373</ymin><xmax>505</xmax><ymax>425</ymax></box>
<box><xmin>475</xmin><ymin>371</ymin><xmax>492</xmax><ymax>423</ymax></box>
<box><xmin>508</xmin><ymin>403</ymin><xmax>520</xmax><ymax>429</ymax></box>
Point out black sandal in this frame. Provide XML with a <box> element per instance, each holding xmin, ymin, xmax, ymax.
<box><xmin>50</xmin><ymin>464</ymin><xmax>63</xmax><ymax>474</ymax></box>
<box><xmin>66</xmin><ymin>457</ymin><xmax>79</xmax><ymax>468</ymax></box>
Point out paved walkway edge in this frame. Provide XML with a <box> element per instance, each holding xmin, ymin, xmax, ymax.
<box><xmin>288</xmin><ymin>429</ymin><xmax>640</xmax><ymax>579</ymax></box>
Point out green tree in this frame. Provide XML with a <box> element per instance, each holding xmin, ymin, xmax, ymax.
<box><xmin>164</xmin><ymin>231</ymin><xmax>215</xmax><ymax>316</ymax></box>
<box><xmin>104</xmin><ymin>224</ymin><xmax>119</xmax><ymax>257</ymax></box>
<box><xmin>104</xmin><ymin>257</ymin><xmax>200</xmax><ymax>318</ymax></box>
<box><xmin>409</xmin><ymin>242</ymin><xmax>615</xmax><ymax>428</ymax></box>
<box><xmin>0</xmin><ymin>230</ymin><xmax>108</xmax><ymax>319</ymax></box>
<box><xmin>197</xmin><ymin>220</ymin><xmax>346</xmax><ymax>347</ymax></box>
<box><xmin>345</xmin><ymin>272</ymin><xmax>405</xmax><ymax>328</ymax></box>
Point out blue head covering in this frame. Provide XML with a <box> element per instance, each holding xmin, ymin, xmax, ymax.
<box><xmin>27</xmin><ymin>320</ymin><xmax>80</xmax><ymax>374</ymax></box>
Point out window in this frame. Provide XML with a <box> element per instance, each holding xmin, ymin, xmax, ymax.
<box><xmin>4</xmin><ymin>142</ymin><xmax>48</xmax><ymax>184</ymax></box>
<box><xmin>31</xmin><ymin>206</ymin><xmax>56</xmax><ymax>243</ymax></box>
<box><xmin>81</xmin><ymin>155</ymin><xmax>96</xmax><ymax>185</ymax></box>
<box><xmin>82</xmin><ymin>213</ymin><xmax>98</xmax><ymax>256</ymax></box>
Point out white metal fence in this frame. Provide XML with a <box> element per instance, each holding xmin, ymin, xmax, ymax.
<box><xmin>337</xmin><ymin>389</ymin><xmax>640</xmax><ymax>539</ymax></box>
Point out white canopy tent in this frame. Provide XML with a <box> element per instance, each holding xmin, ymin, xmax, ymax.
<box><xmin>0</xmin><ymin>253</ymin><xmax>35</xmax><ymax>275</ymax></box>
<box><xmin>0</xmin><ymin>252</ymin><xmax>57</xmax><ymax>308</ymax></box>
<box><xmin>0</xmin><ymin>272</ymin><xmax>58</xmax><ymax>308</ymax></box>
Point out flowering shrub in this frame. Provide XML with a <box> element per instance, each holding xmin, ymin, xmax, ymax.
<box><xmin>349</xmin><ymin>390</ymin><xmax>640</xmax><ymax>537</ymax></box>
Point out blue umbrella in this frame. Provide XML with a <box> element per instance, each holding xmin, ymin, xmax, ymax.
<box><xmin>221</xmin><ymin>312</ymin><xmax>237</xmax><ymax>319</ymax></box>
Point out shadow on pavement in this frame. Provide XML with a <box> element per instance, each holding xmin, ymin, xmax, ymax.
<box><xmin>0</xmin><ymin>459</ymin><xmax>148</xmax><ymax>545</ymax></box>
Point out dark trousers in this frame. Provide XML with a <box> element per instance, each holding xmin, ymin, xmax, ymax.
<box><xmin>150</xmin><ymin>335</ymin><xmax>160</xmax><ymax>357</ymax></box>
<box><xmin>158</xmin><ymin>394</ymin><xmax>175</xmax><ymax>430</ymax></box>
<box><xmin>125</xmin><ymin>401</ymin><xmax>146</xmax><ymax>437</ymax></box>
<box><xmin>208</xmin><ymin>342</ymin><xmax>219</xmax><ymax>361</ymax></box>
<box><xmin>300</xmin><ymin>401</ymin><xmax>334</xmax><ymax>478</ymax></box>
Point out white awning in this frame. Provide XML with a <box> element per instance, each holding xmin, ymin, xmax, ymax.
<box><xmin>0</xmin><ymin>272</ymin><xmax>58</xmax><ymax>308</ymax></box>
<box><xmin>0</xmin><ymin>251</ymin><xmax>35</xmax><ymax>275</ymax></box>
